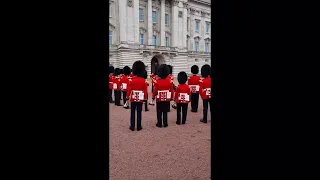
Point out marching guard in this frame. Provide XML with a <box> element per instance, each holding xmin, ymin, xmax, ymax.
<box><xmin>113</xmin><ymin>68</ymin><xmax>122</xmax><ymax>106</ymax></box>
<box><xmin>199</xmin><ymin>64</ymin><xmax>211</xmax><ymax>123</ymax></box>
<box><xmin>143</xmin><ymin>71</ymin><xmax>149</xmax><ymax>111</ymax></box>
<box><xmin>175</xmin><ymin>71</ymin><xmax>191</xmax><ymax>125</ymax></box>
<box><xmin>152</xmin><ymin>64</ymin><xmax>174</xmax><ymax>128</ymax></box>
<box><xmin>109</xmin><ymin>66</ymin><xmax>115</xmax><ymax>103</ymax></box>
<box><xmin>121</xmin><ymin>66</ymin><xmax>130</xmax><ymax>108</ymax></box>
<box><xmin>126</xmin><ymin>61</ymin><xmax>148</xmax><ymax>131</ymax></box>
<box><xmin>188</xmin><ymin>65</ymin><xmax>201</xmax><ymax>112</ymax></box>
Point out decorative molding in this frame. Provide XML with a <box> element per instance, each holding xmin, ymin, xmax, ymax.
<box><xmin>189</xmin><ymin>8</ymin><xmax>195</xmax><ymax>15</ymax></box>
<box><xmin>173</xmin><ymin>0</ymin><xmax>179</xmax><ymax>6</ymax></box>
<box><xmin>139</xmin><ymin>27</ymin><xmax>148</xmax><ymax>34</ymax></box>
<box><xmin>183</xmin><ymin>2</ymin><xmax>188</xmax><ymax>8</ymax></box>
<box><xmin>127</xmin><ymin>0</ymin><xmax>133</xmax><ymax>7</ymax></box>
<box><xmin>195</xmin><ymin>19</ymin><xmax>201</xmax><ymax>23</ymax></box>
<box><xmin>178</xmin><ymin>11</ymin><xmax>183</xmax><ymax>18</ymax></box>
<box><xmin>194</xmin><ymin>36</ymin><xmax>201</xmax><ymax>42</ymax></box>
<box><xmin>201</xmin><ymin>11</ymin><xmax>206</xmax><ymax>17</ymax></box>
<box><xmin>109</xmin><ymin>23</ymin><xmax>116</xmax><ymax>30</ymax></box>
<box><xmin>204</xmin><ymin>37</ymin><xmax>211</xmax><ymax>43</ymax></box>
<box><xmin>165</xmin><ymin>31</ymin><xmax>171</xmax><ymax>36</ymax></box>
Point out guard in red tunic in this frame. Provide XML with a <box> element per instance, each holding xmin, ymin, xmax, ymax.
<box><xmin>199</xmin><ymin>64</ymin><xmax>211</xmax><ymax>123</ymax></box>
<box><xmin>167</xmin><ymin>65</ymin><xmax>175</xmax><ymax>111</ymax></box>
<box><xmin>188</xmin><ymin>65</ymin><xmax>201</xmax><ymax>112</ymax></box>
<box><xmin>152</xmin><ymin>64</ymin><xmax>174</xmax><ymax>128</ymax></box>
<box><xmin>126</xmin><ymin>61</ymin><xmax>148</xmax><ymax>131</ymax></box>
<box><xmin>113</xmin><ymin>68</ymin><xmax>122</xmax><ymax>106</ymax></box>
<box><xmin>143</xmin><ymin>71</ymin><xmax>149</xmax><ymax>111</ymax></box>
<box><xmin>121</xmin><ymin>66</ymin><xmax>130</xmax><ymax>107</ymax></box>
<box><xmin>175</xmin><ymin>71</ymin><xmax>191</xmax><ymax>125</ymax></box>
<box><xmin>109</xmin><ymin>66</ymin><xmax>115</xmax><ymax>103</ymax></box>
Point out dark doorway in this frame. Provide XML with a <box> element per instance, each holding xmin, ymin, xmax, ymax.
<box><xmin>150</xmin><ymin>54</ymin><xmax>165</xmax><ymax>75</ymax></box>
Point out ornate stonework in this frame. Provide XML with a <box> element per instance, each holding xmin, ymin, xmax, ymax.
<box><xmin>178</xmin><ymin>11</ymin><xmax>183</xmax><ymax>18</ymax></box>
<box><xmin>127</xmin><ymin>0</ymin><xmax>133</xmax><ymax>7</ymax></box>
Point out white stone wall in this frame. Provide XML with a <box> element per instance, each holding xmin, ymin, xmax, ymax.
<box><xmin>109</xmin><ymin>0</ymin><xmax>211</xmax><ymax>78</ymax></box>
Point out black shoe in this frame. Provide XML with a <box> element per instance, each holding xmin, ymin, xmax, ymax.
<box><xmin>191</xmin><ymin>110</ymin><xmax>197</xmax><ymax>112</ymax></box>
<box><xmin>145</xmin><ymin>109</ymin><xmax>149</xmax><ymax>112</ymax></box>
<box><xmin>163</xmin><ymin>124</ymin><xmax>168</xmax><ymax>128</ymax></box>
<box><xmin>200</xmin><ymin>119</ymin><xmax>207</xmax><ymax>123</ymax></box>
<box><xmin>182</xmin><ymin>121</ymin><xmax>186</xmax><ymax>124</ymax></box>
<box><xmin>129</xmin><ymin>127</ymin><xmax>135</xmax><ymax>131</ymax></box>
<box><xmin>176</xmin><ymin>121</ymin><xmax>181</xmax><ymax>125</ymax></box>
<box><xmin>156</xmin><ymin>124</ymin><xmax>162</xmax><ymax>128</ymax></box>
<box><xmin>137</xmin><ymin>127</ymin><xmax>143</xmax><ymax>131</ymax></box>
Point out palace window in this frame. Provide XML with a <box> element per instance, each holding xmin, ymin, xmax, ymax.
<box><xmin>195</xmin><ymin>42</ymin><xmax>199</xmax><ymax>52</ymax></box>
<box><xmin>139</xmin><ymin>8</ymin><xmax>143</xmax><ymax>21</ymax></box>
<box><xmin>152</xmin><ymin>35</ymin><xmax>157</xmax><ymax>47</ymax></box>
<box><xmin>109</xmin><ymin>31</ymin><xmax>112</xmax><ymax>45</ymax></box>
<box><xmin>140</xmin><ymin>34</ymin><xmax>144</xmax><ymax>45</ymax></box>
<box><xmin>165</xmin><ymin>37</ymin><xmax>169</xmax><ymax>48</ymax></box>
<box><xmin>206</xmin><ymin>22</ymin><xmax>210</xmax><ymax>33</ymax></box>
<box><xmin>165</xmin><ymin>14</ymin><xmax>169</xmax><ymax>25</ymax></box>
<box><xmin>205</xmin><ymin>43</ymin><xmax>209</xmax><ymax>52</ymax></box>
<box><xmin>187</xmin><ymin>18</ymin><xmax>189</xmax><ymax>31</ymax></box>
<box><xmin>109</xmin><ymin>3</ymin><xmax>112</xmax><ymax>17</ymax></box>
<box><xmin>196</xmin><ymin>21</ymin><xmax>199</xmax><ymax>32</ymax></box>
<box><xmin>152</xmin><ymin>11</ymin><xmax>156</xmax><ymax>23</ymax></box>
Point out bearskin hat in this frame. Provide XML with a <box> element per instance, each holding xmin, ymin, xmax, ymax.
<box><xmin>109</xmin><ymin>66</ymin><xmax>114</xmax><ymax>75</ymax></box>
<box><xmin>157</xmin><ymin>64</ymin><xmax>170</xmax><ymax>79</ymax></box>
<box><xmin>132</xmin><ymin>60</ymin><xmax>146</xmax><ymax>78</ymax></box>
<box><xmin>123</xmin><ymin>66</ymin><xmax>131</xmax><ymax>76</ymax></box>
<box><xmin>120</xmin><ymin>69</ymin><xmax>123</xmax><ymax>74</ymax></box>
<box><xmin>113</xmin><ymin>68</ymin><xmax>120</xmax><ymax>76</ymax></box>
<box><xmin>177</xmin><ymin>71</ymin><xmax>188</xmax><ymax>84</ymax></box>
<box><xmin>201</xmin><ymin>64</ymin><xmax>211</xmax><ymax>78</ymax></box>
<box><xmin>168</xmin><ymin>65</ymin><xmax>173</xmax><ymax>74</ymax></box>
<box><xmin>191</xmin><ymin>65</ymin><xmax>199</xmax><ymax>74</ymax></box>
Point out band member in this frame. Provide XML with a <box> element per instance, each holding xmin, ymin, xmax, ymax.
<box><xmin>143</xmin><ymin>71</ymin><xmax>149</xmax><ymax>112</ymax></box>
<box><xmin>152</xmin><ymin>64</ymin><xmax>174</xmax><ymax>128</ymax></box>
<box><xmin>113</xmin><ymin>68</ymin><xmax>122</xmax><ymax>106</ymax></box>
<box><xmin>121</xmin><ymin>66</ymin><xmax>130</xmax><ymax>108</ymax></box>
<box><xmin>175</xmin><ymin>71</ymin><xmax>191</xmax><ymax>125</ymax></box>
<box><xmin>109</xmin><ymin>66</ymin><xmax>115</xmax><ymax>103</ymax></box>
<box><xmin>126</xmin><ymin>61</ymin><xmax>148</xmax><ymax>131</ymax></box>
<box><xmin>188</xmin><ymin>65</ymin><xmax>201</xmax><ymax>112</ymax></box>
<box><xmin>199</xmin><ymin>64</ymin><xmax>211</xmax><ymax>123</ymax></box>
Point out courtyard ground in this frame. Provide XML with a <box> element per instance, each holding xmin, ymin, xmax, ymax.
<box><xmin>109</xmin><ymin>79</ymin><xmax>211</xmax><ymax>180</ymax></box>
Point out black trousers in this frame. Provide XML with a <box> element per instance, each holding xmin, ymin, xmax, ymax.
<box><xmin>109</xmin><ymin>89</ymin><xmax>113</xmax><ymax>102</ymax></box>
<box><xmin>143</xmin><ymin>95</ymin><xmax>148</xmax><ymax>111</ymax></box>
<box><xmin>114</xmin><ymin>90</ymin><xmax>121</xmax><ymax>106</ymax></box>
<box><xmin>152</xmin><ymin>84</ymin><xmax>154</xmax><ymax>93</ymax></box>
<box><xmin>130</xmin><ymin>102</ymin><xmax>143</xmax><ymax>128</ymax></box>
<box><xmin>177</xmin><ymin>103</ymin><xmax>188</xmax><ymax>124</ymax></box>
<box><xmin>156</xmin><ymin>102</ymin><xmax>170</xmax><ymax>126</ymax></box>
<box><xmin>191</xmin><ymin>93</ymin><xmax>200</xmax><ymax>111</ymax></box>
<box><xmin>202</xmin><ymin>99</ymin><xmax>212</xmax><ymax>122</ymax></box>
<box><xmin>122</xmin><ymin>91</ymin><xmax>127</xmax><ymax>105</ymax></box>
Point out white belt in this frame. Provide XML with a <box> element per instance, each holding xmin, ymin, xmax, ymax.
<box><xmin>132</xmin><ymin>90</ymin><xmax>144</xmax><ymax>100</ymax></box>
<box><xmin>157</xmin><ymin>90</ymin><xmax>171</xmax><ymax>99</ymax></box>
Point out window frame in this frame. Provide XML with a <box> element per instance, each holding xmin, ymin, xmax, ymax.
<box><xmin>165</xmin><ymin>14</ymin><xmax>169</xmax><ymax>25</ymax></box>
<box><xmin>140</xmin><ymin>34</ymin><xmax>144</xmax><ymax>45</ymax></box>
<box><xmin>152</xmin><ymin>11</ymin><xmax>157</xmax><ymax>23</ymax></box>
<box><xmin>139</xmin><ymin>8</ymin><xmax>144</xmax><ymax>21</ymax></box>
<box><xmin>152</xmin><ymin>35</ymin><xmax>157</xmax><ymax>47</ymax></box>
<box><xmin>109</xmin><ymin>31</ymin><xmax>113</xmax><ymax>45</ymax></box>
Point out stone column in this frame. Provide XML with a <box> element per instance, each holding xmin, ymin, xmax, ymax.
<box><xmin>134</xmin><ymin>0</ymin><xmax>140</xmax><ymax>44</ymax></box>
<box><xmin>119</xmin><ymin>0</ymin><xmax>127</xmax><ymax>43</ymax></box>
<box><xmin>160</xmin><ymin>0</ymin><xmax>165</xmax><ymax>47</ymax></box>
<box><xmin>147</xmin><ymin>0</ymin><xmax>153</xmax><ymax>45</ymax></box>
<box><xmin>171</xmin><ymin>0</ymin><xmax>179</xmax><ymax>47</ymax></box>
<box><xmin>183</xmin><ymin>2</ymin><xmax>188</xmax><ymax>48</ymax></box>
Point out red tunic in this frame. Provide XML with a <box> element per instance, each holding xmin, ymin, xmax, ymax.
<box><xmin>113</xmin><ymin>76</ymin><xmax>122</xmax><ymax>91</ymax></box>
<box><xmin>199</xmin><ymin>77</ymin><xmax>211</xmax><ymax>99</ymax></box>
<box><xmin>152</xmin><ymin>78</ymin><xmax>174</xmax><ymax>102</ymax></box>
<box><xmin>109</xmin><ymin>74</ymin><xmax>115</xmax><ymax>89</ymax></box>
<box><xmin>188</xmin><ymin>75</ymin><xmax>201</xmax><ymax>93</ymax></box>
<box><xmin>120</xmin><ymin>75</ymin><xmax>129</xmax><ymax>92</ymax></box>
<box><xmin>175</xmin><ymin>84</ymin><xmax>191</xmax><ymax>104</ymax></box>
<box><xmin>126</xmin><ymin>77</ymin><xmax>148</xmax><ymax>103</ymax></box>
<box><xmin>129</xmin><ymin>73</ymin><xmax>134</xmax><ymax>78</ymax></box>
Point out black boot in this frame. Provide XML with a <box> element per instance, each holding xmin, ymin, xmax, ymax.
<box><xmin>200</xmin><ymin>119</ymin><xmax>207</xmax><ymax>123</ymax></box>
